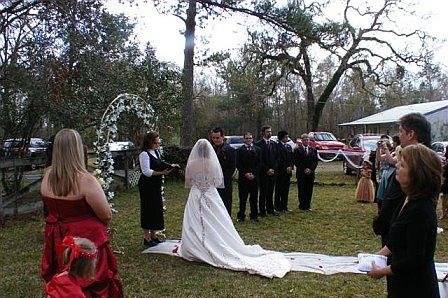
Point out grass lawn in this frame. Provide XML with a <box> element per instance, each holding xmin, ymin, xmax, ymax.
<box><xmin>1</xmin><ymin>162</ymin><xmax>448</xmax><ymax>297</ymax></box>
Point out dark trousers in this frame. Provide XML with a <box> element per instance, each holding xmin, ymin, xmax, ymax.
<box><xmin>259</xmin><ymin>173</ymin><xmax>276</xmax><ymax>214</ymax></box>
<box><xmin>274</xmin><ymin>172</ymin><xmax>291</xmax><ymax>211</ymax></box>
<box><xmin>217</xmin><ymin>176</ymin><xmax>233</xmax><ymax>216</ymax></box>
<box><xmin>297</xmin><ymin>174</ymin><xmax>315</xmax><ymax>210</ymax></box>
<box><xmin>237</xmin><ymin>180</ymin><xmax>258</xmax><ymax>220</ymax></box>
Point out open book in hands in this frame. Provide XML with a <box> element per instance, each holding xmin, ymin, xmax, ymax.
<box><xmin>357</xmin><ymin>253</ymin><xmax>387</xmax><ymax>272</ymax></box>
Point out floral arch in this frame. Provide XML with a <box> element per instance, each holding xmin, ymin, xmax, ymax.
<box><xmin>94</xmin><ymin>93</ymin><xmax>155</xmax><ymax>201</ymax></box>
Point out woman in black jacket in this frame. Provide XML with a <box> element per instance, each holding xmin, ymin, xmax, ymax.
<box><xmin>368</xmin><ymin>143</ymin><xmax>442</xmax><ymax>298</ymax></box>
<box><xmin>138</xmin><ymin>132</ymin><xmax>178</xmax><ymax>247</ymax></box>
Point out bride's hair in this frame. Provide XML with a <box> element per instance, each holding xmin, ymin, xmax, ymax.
<box><xmin>185</xmin><ymin>139</ymin><xmax>224</xmax><ymax>188</ymax></box>
<box><xmin>197</xmin><ymin>141</ymin><xmax>210</xmax><ymax>159</ymax></box>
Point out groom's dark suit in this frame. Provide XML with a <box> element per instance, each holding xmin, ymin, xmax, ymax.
<box><xmin>214</xmin><ymin>142</ymin><xmax>236</xmax><ymax>216</ymax></box>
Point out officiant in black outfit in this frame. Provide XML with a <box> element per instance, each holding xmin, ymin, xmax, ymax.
<box><xmin>236</xmin><ymin>132</ymin><xmax>261</xmax><ymax>222</ymax></box>
<box><xmin>293</xmin><ymin>133</ymin><xmax>318</xmax><ymax>211</ymax></box>
<box><xmin>274</xmin><ymin>130</ymin><xmax>294</xmax><ymax>212</ymax></box>
<box><xmin>210</xmin><ymin>127</ymin><xmax>236</xmax><ymax>216</ymax></box>
<box><xmin>255</xmin><ymin>125</ymin><xmax>278</xmax><ymax>216</ymax></box>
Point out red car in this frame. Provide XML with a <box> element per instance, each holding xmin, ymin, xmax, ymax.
<box><xmin>307</xmin><ymin>132</ymin><xmax>345</xmax><ymax>158</ymax></box>
<box><xmin>342</xmin><ymin>134</ymin><xmax>391</xmax><ymax>175</ymax></box>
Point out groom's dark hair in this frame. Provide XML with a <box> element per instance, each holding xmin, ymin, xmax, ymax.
<box><xmin>211</xmin><ymin>127</ymin><xmax>224</xmax><ymax>136</ymax></box>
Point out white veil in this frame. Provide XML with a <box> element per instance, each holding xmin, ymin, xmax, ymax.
<box><xmin>185</xmin><ymin>139</ymin><xmax>224</xmax><ymax>189</ymax></box>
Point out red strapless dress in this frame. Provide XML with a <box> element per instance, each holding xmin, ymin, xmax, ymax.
<box><xmin>41</xmin><ymin>196</ymin><xmax>123</xmax><ymax>297</ymax></box>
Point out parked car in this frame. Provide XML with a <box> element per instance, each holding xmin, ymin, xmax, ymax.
<box><xmin>342</xmin><ymin>134</ymin><xmax>391</xmax><ymax>175</ymax></box>
<box><xmin>2</xmin><ymin>138</ymin><xmax>48</xmax><ymax>158</ymax></box>
<box><xmin>225</xmin><ymin>135</ymin><xmax>245</xmax><ymax>149</ymax></box>
<box><xmin>307</xmin><ymin>131</ymin><xmax>345</xmax><ymax>159</ymax></box>
<box><xmin>270</xmin><ymin>135</ymin><xmax>297</xmax><ymax>150</ymax></box>
<box><xmin>108</xmin><ymin>141</ymin><xmax>137</xmax><ymax>169</ymax></box>
<box><xmin>431</xmin><ymin>141</ymin><xmax>448</xmax><ymax>165</ymax></box>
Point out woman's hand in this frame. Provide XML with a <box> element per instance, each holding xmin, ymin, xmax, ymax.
<box><xmin>162</xmin><ymin>168</ymin><xmax>173</xmax><ymax>175</ymax></box>
<box><xmin>368</xmin><ymin>262</ymin><xmax>385</xmax><ymax>279</ymax></box>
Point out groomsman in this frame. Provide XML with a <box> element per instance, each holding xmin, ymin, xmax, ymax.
<box><xmin>236</xmin><ymin>132</ymin><xmax>261</xmax><ymax>222</ymax></box>
<box><xmin>255</xmin><ymin>125</ymin><xmax>278</xmax><ymax>216</ymax></box>
<box><xmin>274</xmin><ymin>130</ymin><xmax>294</xmax><ymax>212</ymax></box>
<box><xmin>293</xmin><ymin>133</ymin><xmax>318</xmax><ymax>211</ymax></box>
<box><xmin>210</xmin><ymin>127</ymin><xmax>236</xmax><ymax>216</ymax></box>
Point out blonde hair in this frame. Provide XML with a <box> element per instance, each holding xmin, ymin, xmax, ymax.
<box><xmin>63</xmin><ymin>237</ymin><xmax>97</xmax><ymax>279</ymax></box>
<box><xmin>400</xmin><ymin>144</ymin><xmax>442</xmax><ymax>200</ymax></box>
<box><xmin>48</xmin><ymin>129</ymin><xmax>87</xmax><ymax>196</ymax></box>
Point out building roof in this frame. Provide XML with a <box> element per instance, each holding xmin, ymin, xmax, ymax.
<box><xmin>339</xmin><ymin>100</ymin><xmax>448</xmax><ymax>126</ymax></box>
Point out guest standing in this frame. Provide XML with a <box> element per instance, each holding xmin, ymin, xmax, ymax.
<box><xmin>274</xmin><ymin>130</ymin><xmax>294</xmax><ymax>212</ymax></box>
<box><xmin>255</xmin><ymin>125</ymin><xmax>279</xmax><ymax>216</ymax></box>
<box><xmin>368</xmin><ymin>144</ymin><xmax>441</xmax><ymax>298</ymax></box>
<box><xmin>40</xmin><ymin>129</ymin><xmax>122</xmax><ymax>297</ymax></box>
<box><xmin>236</xmin><ymin>132</ymin><xmax>261</xmax><ymax>222</ymax></box>
<box><xmin>139</xmin><ymin>132</ymin><xmax>177</xmax><ymax>247</ymax></box>
<box><xmin>372</xmin><ymin>113</ymin><xmax>431</xmax><ymax>246</ymax></box>
<box><xmin>355</xmin><ymin>161</ymin><xmax>375</xmax><ymax>203</ymax></box>
<box><xmin>210</xmin><ymin>127</ymin><xmax>236</xmax><ymax>216</ymax></box>
<box><xmin>293</xmin><ymin>133</ymin><xmax>318</xmax><ymax>211</ymax></box>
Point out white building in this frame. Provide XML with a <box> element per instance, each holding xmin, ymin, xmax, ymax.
<box><xmin>339</xmin><ymin>100</ymin><xmax>448</xmax><ymax>141</ymax></box>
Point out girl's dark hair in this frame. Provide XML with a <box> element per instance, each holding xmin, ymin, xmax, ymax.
<box><xmin>141</xmin><ymin>131</ymin><xmax>159</xmax><ymax>151</ymax></box>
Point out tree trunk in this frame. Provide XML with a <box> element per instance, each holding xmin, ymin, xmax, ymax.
<box><xmin>180</xmin><ymin>0</ymin><xmax>197</xmax><ymax>147</ymax></box>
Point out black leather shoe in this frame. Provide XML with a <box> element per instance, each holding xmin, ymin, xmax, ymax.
<box><xmin>268</xmin><ymin>211</ymin><xmax>280</xmax><ymax>216</ymax></box>
<box><xmin>143</xmin><ymin>238</ymin><xmax>158</xmax><ymax>248</ymax></box>
<box><xmin>153</xmin><ymin>237</ymin><xmax>165</xmax><ymax>244</ymax></box>
<box><xmin>250</xmin><ymin>218</ymin><xmax>259</xmax><ymax>222</ymax></box>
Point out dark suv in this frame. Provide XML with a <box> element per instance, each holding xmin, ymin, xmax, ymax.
<box><xmin>342</xmin><ymin>134</ymin><xmax>390</xmax><ymax>175</ymax></box>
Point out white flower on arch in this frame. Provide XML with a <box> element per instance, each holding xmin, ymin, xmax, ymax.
<box><xmin>95</xmin><ymin>93</ymin><xmax>155</xmax><ymax>201</ymax></box>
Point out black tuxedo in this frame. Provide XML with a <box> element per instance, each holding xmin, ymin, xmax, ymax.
<box><xmin>274</xmin><ymin>142</ymin><xmax>293</xmax><ymax>211</ymax></box>
<box><xmin>255</xmin><ymin>139</ymin><xmax>278</xmax><ymax>215</ymax></box>
<box><xmin>293</xmin><ymin>146</ymin><xmax>318</xmax><ymax>210</ymax></box>
<box><xmin>213</xmin><ymin>143</ymin><xmax>236</xmax><ymax>216</ymax></box>
<box><xmin>236</xmin><ymin>144</ymin><xmax>261</xmax><ymax>220</ymax></box>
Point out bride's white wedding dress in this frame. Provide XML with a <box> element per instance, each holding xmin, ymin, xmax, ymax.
<box><xmin>179</xmin><ymin>139</ymin><xmax>291</xmax><ymax>278</ymax></box>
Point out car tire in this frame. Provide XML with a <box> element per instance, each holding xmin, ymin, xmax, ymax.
<box><xmin>343</xmin><ymin>161</ymin><xmax>352</xmax><ymax>175</ymax></box>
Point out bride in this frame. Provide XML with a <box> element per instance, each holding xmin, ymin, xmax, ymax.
<box><xmin>179</xmin><ymin>139</ymin><xmax>291</xmax><ymax>278</ymax></box>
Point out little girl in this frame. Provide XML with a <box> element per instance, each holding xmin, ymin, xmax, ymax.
<box><xmin>355</xmin><ymin>160</ymin><xmax>375</xmax><ymax>203</ymax></box>
<box><xmin>45</xmin><ymin>236</ymin><xmax>97</xmax><ymax>298</ymax></box>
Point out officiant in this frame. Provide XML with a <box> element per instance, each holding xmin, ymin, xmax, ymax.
<box><xmin>139</xmin><ymin>131</ymin><xmax>178</xmax><ymax>248</ymax></box>
<box><xmin>210</xmin><ymin>127</ymin><xmax>236</xmax><ymax>216</ymax></box>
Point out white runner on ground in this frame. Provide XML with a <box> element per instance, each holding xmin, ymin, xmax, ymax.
<box><xmin>143</xmin><ymin>240</ymin><xmax>448</xmax><ymax>297</ymax></box>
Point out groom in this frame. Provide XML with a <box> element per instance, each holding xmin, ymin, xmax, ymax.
<box><xmin>210</xmin><ymin>127</ymin><xmax>236</xmax><ymax>216</ymax></box>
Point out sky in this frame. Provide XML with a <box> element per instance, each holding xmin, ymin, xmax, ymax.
<box><xmin>106</xmin><ymin>0</ymin><xmax>448</xmax><ymax>70</ymax></box>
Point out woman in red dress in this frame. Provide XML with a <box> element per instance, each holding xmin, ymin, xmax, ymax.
<box><xmin>41</xmin><ymin>129</ymin><xmax>123</xmax><ymax>297</ymax></box>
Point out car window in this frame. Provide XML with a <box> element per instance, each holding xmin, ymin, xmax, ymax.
<box><xmin>30</xmin><ymin>139</ymin><xmax>47</xmax><ymax>147</ymax></box>
<box><xmin>315</xmin><ymin>133</ymin><xmax>337</xmax><ymax>141</ymax></box>
<box><xmin>228</xmin><ymin>137</ymin><xmax>244</xmax><ymax>144</ymax></box>
<box><xmin>349</xmin><ymin>137</ymin><xmax>358</xmax><ymax>147</ymax></box>
<box><xmin>362</xmin><ymin>139</ymin><xmax>379</xmax><ymax>151</ymax></box>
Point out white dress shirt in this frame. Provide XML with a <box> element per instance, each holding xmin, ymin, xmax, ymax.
<box><xmin>139</xmin><ymin>150</ymin><xmax>158</xmax><ymax>177</ymax></box>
